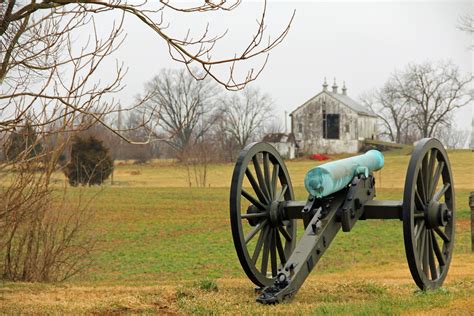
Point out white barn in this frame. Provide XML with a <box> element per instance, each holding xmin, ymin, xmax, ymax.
<box><xmin>262</xmin><ymin>133</ymin><xmax>296</xmax><ymax>159</ymax></box>
<box><xmin>290</xmin><ymin>79</ymin><xmax>378</xmax><ymax>154</ymax></box>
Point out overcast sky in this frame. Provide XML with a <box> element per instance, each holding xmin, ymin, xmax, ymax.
<box><xmin>101</xmin><ymin>0</ymin><xmax>473</xmax><ymax>138</ymax></box>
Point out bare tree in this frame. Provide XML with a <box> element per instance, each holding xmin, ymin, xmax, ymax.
<box><xmin>138</xmin><ymin>68</ymin><xmax>220</xmax><ymax>158</ymax></box>
<box><xmin>220</xmin><ymin>87</ymin><xmax>273</xmax><ymax>148</ymax></box>
<box><xmin>118</xmin><ymin>111</ymin><xmax>158</xmax><ymax>162</ymax></box>
<box><xmin>458</xmin><ymin>14</ymin><xmax>473</xmax><ymax>33</ymax></box>
<box><xmin>361</xmin><ymin>87</ymin><xmax>412</xmax><ymax>144</ymax></box>
<box><xmin>1</xmin><ymin>7</ymin><xmax>126</xmax><ymax>141</ymax></box>
<box><xmin>209</xmin><ymin>112</ymin><xmax>239</xmax><ymax>162</ymax></box>
<box><xmin>363</xmin><ymin>61</ymin><xmax>472</xmax><ymax>143</ymax></box>
<box><xmin>396</xmin><ymin>61</ymin><xmax>471</xmax><ymax>138</ymax></box>
<box><xmin>1</xmin><ymin>1</ymin><xmax>294</xmax><ymax>93</ymax></box>
<box><xmin>0</xmin><ymin>8</ymin><xmax>118</xmax><ymax>281</ymax></box>
<box><xmin>263</xmin><ymin>117</ymin><xmax>285</xmax><ymax>135</ymax></box>
<box><xmin>458</xmin><ymin>14</ymin><xmax>474</xmax><ymax>51</ymax></box>
<box><xmin>0</xmin><ymin>0</ymin><xmax>295</xmax><ymax>154</ymax></box>
<box><xmin>435</xmin><ymin>127</ymin><xmax>470</xmax><ymax>149</ymax></box>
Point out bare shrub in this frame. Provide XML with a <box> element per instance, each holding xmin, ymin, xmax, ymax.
<box><xmin>0</xmin><ymin>139</ymin><xmax>95</xmax><ymax>282</ymax></box>
<box><xmin>182</xmin><ymin>140</ymin><xmax>215</xmax><ymax>188</ymax></box>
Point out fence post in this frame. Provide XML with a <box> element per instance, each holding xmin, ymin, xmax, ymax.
<box><xmin>470</xmin><ymin>192</ymin><xmax>474</xmax><ymax>252</ymax></box>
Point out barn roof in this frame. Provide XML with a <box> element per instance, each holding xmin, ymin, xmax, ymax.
<box><xmin>262</xmin><ymin>133</ymin><xmax>296</xmax><ymax>143</ymax></box>
<box><xmin>290</xmin><ymin>91</ymin><xmax>377</xmax><ymax>118</ymax></box>
<box><xmin>326</xmin><ymin>92</ymin><xmax>376</xmax><ymax>117</ymax></box>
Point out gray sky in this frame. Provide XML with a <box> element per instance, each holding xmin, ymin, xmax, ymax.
<box><xmin>102</xmin><ymin>0</ymin><xmax>473</xmax><ymax>136</ymax></box>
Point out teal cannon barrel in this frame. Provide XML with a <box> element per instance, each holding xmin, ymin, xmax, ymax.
<box><xmin>304</xmin><ymin>150</ymin><xmax>384</xmax><ymax>198</ymax></box>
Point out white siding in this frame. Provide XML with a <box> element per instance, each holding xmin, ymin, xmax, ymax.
<box><xmin>291</xmin><ymin>91</ymin><xmax>377</xmax><ymax>154</ymax></box>
<box><xmin>268</xmin><ymin>142</ymin><xmax>295</xmax><ymax>159</ymax></box>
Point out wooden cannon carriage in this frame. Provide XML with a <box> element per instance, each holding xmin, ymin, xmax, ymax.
<box><xmin>229</xmin><ymin>138</ymin><xmax>455</xmax><ymax>304</ymax></box>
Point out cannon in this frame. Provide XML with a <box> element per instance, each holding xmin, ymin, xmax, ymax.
<box><xmin>229</xmin><ymin>138</ymin><xmax>455</xmax><ymax>304</ymax></box>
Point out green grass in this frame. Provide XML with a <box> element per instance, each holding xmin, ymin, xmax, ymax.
<box><xmin>0</xmin><ymin>149</ymin><xmax>473</xmax><ymax>314</ymax></box>
<box><xmin>65</xmin><ymin>187</ymin><xmax>471</xmax><ymax>286</ymax></box>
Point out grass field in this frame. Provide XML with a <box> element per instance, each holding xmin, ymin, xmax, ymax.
<box><xmin>1</xmin><ymin>149</ymin><xmax>473</xmax><ymax>314</ymax></box>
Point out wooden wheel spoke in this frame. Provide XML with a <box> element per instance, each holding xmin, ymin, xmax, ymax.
<box><xmin>427</xmin><ymin>149</ymin><xmax>437</xmax><ymax>191</ymax></box>
<box><xmin>431</xmin><ymin>230</ymin><xmax>445</xmax><ymax>267</ymax></box>
<box><xmin>419</xmin><ymin>227</ymin><xmax>426</xmax><ymax>265</ymax></box>
<box><xmin>252</xmin><ymin>226</ymin><xmax>268</xmax><ymax>263</ymax></box>
<box><xmin>415</xmin><ymin>221</ymin><xmax>425</xmax><ymax>241</ymax></box>
<box><xmin>433</xmin><ymin>183</ymin><xmax>450</xmax><ymax>202</ymax></box>
<box><xmin>245</xmin><ymin>168</ymin><xmax>269</xmax><ymax>204</ymax></box>
<box><xmin>278</xmin><ymin>226</ymin><xmax>292</xmax><ymax>242</ymax></box>
<box><xmin>245</xmin><ymin>219</ymin><xmax>268</xmax><ymax>244</ymax></box>
<box><xmin>428</xmin><ymin>233</ymin><xmax>438</xmax><ymax>280</ymax></box>
<box><xmin>271</xmin><ymin>164</ymin><xmax>279</xmax><ymax>201</ymax></box>
<box><xmin>275</xmin><ymin>228</ymin><xmax>286</xmax><ymax>265</ymax></box>
<box><xmin>241</xmin><ymin>212</ymin><xmax>268</xmax><ymax>219</ymax></box>
<box><xmin>434</xmin><ymin>226</ymin><xmax>450</xmax><ymax>243</ymax></box>
<box><xmin>241</xmin><ymin>189</ymin><xmax>266</xmax><ymax>211</ymax></box>
<box><xmin>261</xmin><ymin>228</ymin><xmax>270</xmax><ymax>275</ymax></box>
<box><xmin>252</xmin><ymin>155</ymin><xmax>270</xmax><ymax>201</ymax></box>
<box><xmin>422</xmin><ymin>154</ymin><xmax>430</xmax><ymax>201</ymax></box>
<box><xmin>417</xmin><ymin>171</ymin><xmax>427</xmax><ymax>204</ymax></box>
<box><xmin>422</xmin><ymin>231</ymin><xmax>430</xmax><ymax>275</ymax></box>
<box><xmin>414</xmin><ymin>212</ymin><xmax>424</xmax><ymax>219</ymax></box>
<box><xmin>415</xmin><ymin>189</ymin><xmax>425</xmax><ymax>210</ymax></box>
<box><xmin>270</xmin><ymin>229</ymin><xmax>277</xmax><ymax>277</ymax></box>
<box><xmin>263</xmin><ymin>153</ymin><xmax>272</xmax><ymax>200</ymax></box>
<box><xmin>430</xmin><ymin>161</ymin><xmax>444</xmax><ymax>200</ymax></box>
<box><xmin>278</xmin><ymin>184</ymin><xmax>288</xmax><ymax>201</ymax></box>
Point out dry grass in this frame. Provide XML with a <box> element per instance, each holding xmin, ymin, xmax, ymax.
<box><xmin>0</xmin><ymin>149</ymin><xmax>473</xmax><ymax>314</ymax></box>
<box><xmin>1</xmin><ymin>253</ymin><xmax>473</xmax><ymax>314</ymax></box>
<box><xmin>39</xmin><ymin>149</ymin><xmax>473</xmax><ymax>190</ymax></box>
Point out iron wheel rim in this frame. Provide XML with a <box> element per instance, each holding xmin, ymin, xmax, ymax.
<box><xmin>230</xmin><ymin>142</ymin><xmax>296</xmax><ymax>287</ymax></box>
<box><xmin>403</xmin><ymin>138</ymin><xmax>455</xmax><ymax>290</ymax></box>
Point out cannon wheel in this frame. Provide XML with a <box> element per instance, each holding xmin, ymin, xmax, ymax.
<box><xmin>230</xmin><ymin>142</ymin><xmax>297</xmax><ymax>287</ymax></box>
<box><xmin>403</xmin><ymin>138</ymin><xmax>455</xmax><ymax>290</ymax></box>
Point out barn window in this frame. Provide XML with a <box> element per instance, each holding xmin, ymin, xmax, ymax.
<box><xmin>322</xmin><ymin>111</ymin><xmax>340</xmax><ymax>139</ymax></box>
<box><xmin>345</xmin><ymin>123</ymin><xmax>350</xmax><ymax>133</ymax></box>
<box><xmin>298</xmin><ymin>123</ymin><xmax>303</xmax><ymax>133</ymax></box>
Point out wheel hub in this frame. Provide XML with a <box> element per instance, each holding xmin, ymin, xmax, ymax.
<box><xmin>426</xmin><ymin>200</ymin><xmax>449</xmax><ymax>228</ymax></box>
<box><xmin>269</xmin><ymin>200</ymin><xmax>280</xmax><ymax>226</ymax></box>
<box><xmin>246</xmin><ymin>200</ymin><xmax>285</xmax><ymax>227</ymax></box>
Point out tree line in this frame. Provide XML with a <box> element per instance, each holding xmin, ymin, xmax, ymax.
<box><xmin>132</xmin><ymin>68</ymin><xmax>278</xmax><ymax>162</ymax></box>
<box><xmin>361</xmin><ymin>62</ymin><xmax>471</xmax><ymax>148</ymax></box>
<box><xmin>3</xmin><ymin>60</ymin><xmax>471</xmax><ymax>176</ymax></box>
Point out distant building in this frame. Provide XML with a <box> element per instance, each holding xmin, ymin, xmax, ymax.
<box><xmin>262</xmin><ymin>133</ymin><xmax>296</xmax><ymax>159</ymax></box>
<box><xmin>290</xmin><ymin>79</ymin><xmax>378</xmax><ymax>154</ymax></box>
